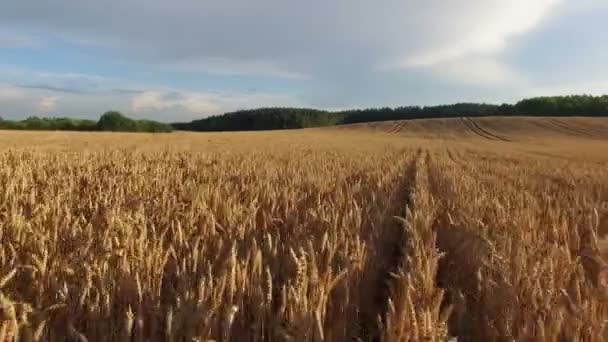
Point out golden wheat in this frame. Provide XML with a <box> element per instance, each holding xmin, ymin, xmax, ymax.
<box><xmin>0</xmin><ymin>120</ymin><xmax>607</xmax><ymax>341</ymax></box>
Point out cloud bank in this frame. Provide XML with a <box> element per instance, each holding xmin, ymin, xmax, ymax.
<box><xmin>1</xmin><ymin>0</ymin><xmax>606</xmax><ymax>119</ymax></box>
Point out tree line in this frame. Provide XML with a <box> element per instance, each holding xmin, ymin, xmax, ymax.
<box><xmin>172</xmin><ymin>95</ymin><xmax>608</xmax><ymax>131</ymax></box>
<box><xmin>171</xmin><ymin>108</ymin><xmax>344</xmax><ymax>131</ymax></box>
<box><xmin>2</xmin><ymin>95</ymin><xmax>607</xmax><ymax>133</ymax></box>
<box><xmin>0</xmin><ymin>111</ymin><xmax>173</xmax><ymax>132</ymax></box>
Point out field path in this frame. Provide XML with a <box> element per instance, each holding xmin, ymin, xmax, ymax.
<box><xmin>355</xmin><ymin>151</ymin><xmax>419</xmax><ymax>340</ymax></box>
<box><xmin>358</xmin><ymin>149</ymin><xmax>451</xmax><ymax>341</ymax></box>
<box><xmin>425</xmin><ymin>152</ymin><xmax>496</xmax><ymax>339</ymax></box>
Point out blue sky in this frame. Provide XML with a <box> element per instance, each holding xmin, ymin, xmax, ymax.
<box><xmin>1</xmin><ymin>0</ymin><xmax>608</xmax><ymax>121</ymax></box>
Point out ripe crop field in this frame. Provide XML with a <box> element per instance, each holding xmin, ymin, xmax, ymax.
<box><xmin>1</xmin><ymin>117</ymin><xmax>608</xmax><ymax>341</ymax></box>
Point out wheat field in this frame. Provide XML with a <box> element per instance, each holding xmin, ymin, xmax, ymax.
<box><xmin>1</xmin><ymin>117</ymin><xmax>608</xmax><ymax>341</ymax></box>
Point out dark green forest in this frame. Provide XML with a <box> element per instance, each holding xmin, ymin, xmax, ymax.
<box><xmin>171</xmin><ymin>108</ymin><xmax>345</xmax><ymax>131</ymax></box>
<box><xmin>0</xmin><ymin>111</ymin><xmax>173</xmax><ymax>132</ymax></box>
<box><xmin>2</xmin><ymin>95</ymin><xmax>608</xmax><ymax>132</ymax></box>
<box><xmin>172</xmin><ymin>95</ymin><xmax>608</xmax><ymax>131</ymax></box>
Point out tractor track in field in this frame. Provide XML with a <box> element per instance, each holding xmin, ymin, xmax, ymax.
<box><xmin>426</xmin><ymin>152</ymin><xmax>467</xmax><ymax>340</ymax></box>
<box><xmin>554</xmin><ymin>118</ymin><xmax>599</xmax><ymax>137</ymax></box>
<box><xmin>459</xmin><ymin>117</ymin><xmax>492</xmax><ymax>140</ymax></box>
<box><xmin>465</xmin><ymin>117</ymin><xmax>511</xmax><ymax>142</ymax></box>
<box><xmin>367</xmin><ymin>150</ymin><xmax>457</xmax><ymax>341</ymax></box>
<box><xmin>571</xmin><ymin>120</ymin><xmax>608</xmax><ymax>137</ymax></box>
<box><xmin>459</xmin><ymin>117</ymin><xmax>496</xmax><ymax>141</ymax></box>
<box><xmin>425</xmin><ymin>152</ymin><xmax>510</xmax><ymax>341</ymax></box>
<box><xmin>387</xmin><ymin>121</ymin><xmax>402</xmax><ymax>134</ymax></box>
<box><xmin>355</xmin><ymin>151</ymin><xmax>420</xmax><ymax>341</ymax></box>
<box><xmin>446</xmin><ymin>148</ymin><xmax>468</xmax><ymax>169</ymax></box>
<box><xmin>386</xmin><ymin>120</ymin><xmax>408</xmax><ymax>134</ymax></box>
<box><xmin>396</xmin><ymin>120</ymin><xmax>408</xmax><ymax>133</ymax></box>
<box><xmin>547</xmin><ymin>118</ymin><xmax>596</xmax><ymax>138</ymax></box>
<box><xmin>386</xmin><ymin>121</ymin><xmax>400</xmax><ymax>134</ymax></box>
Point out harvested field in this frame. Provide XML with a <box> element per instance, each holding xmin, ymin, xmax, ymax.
<box><xmin>1</xmin><ymin>117</ymin><xmax>608</xmax><ymax>341</ymax></box>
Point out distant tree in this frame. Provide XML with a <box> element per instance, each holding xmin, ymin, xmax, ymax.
<box><xmin>513</xmin><ymin>95</ymin><xmax>608</xmax><ymax>116</ymax></box>
<box><xmin>97</xmin><ymin>111</ymin><xmax>138</xmax><ymax>131</ymax></box>
<box><xmin>135</xmin><ymin>119</ymin><xmax>174</xmax><ymax>133</ymax></box>
<box><xmin>96</xmin><ymin>111</ymin><xmax>173</xmax><ymax>132</ymax></box>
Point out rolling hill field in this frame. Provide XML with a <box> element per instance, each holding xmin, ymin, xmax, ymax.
<box><xmin>339</xmin><ymin>116</ymin><xmax>608</xmax><ymax>141</ymax></box>
<box><xmin>1</xmin><ymin>117</ymin><xmax>608</xmax><ymax>341</ymax></box>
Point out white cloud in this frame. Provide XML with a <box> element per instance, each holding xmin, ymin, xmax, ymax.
<box><xmin>132</xmin><ymin>91</ymin><xmax>222</xmax><ymax>114</ymax></box>
<box><xmin>398</xmin><ymin>0</ymin><xmax>561</xmax><ymax>67</ymax></box>
<box><xmin>524</xmin><ymin>80</ymin><xmax>608</xmax><ymax>98</ymax></box>
<box><xmin>131</xmin><ymin>90</ymin><xmax>297</xmax><ymax>117</ymax></box>
<box><xmin>2</xmin><ymin>0</ymin><xmax>606</xmax><ymax>112</ymax></box>
<box><xmin>1</xmin><ymin>65</ymin><xmax>301</xmax><ymax>120</ymax></box>
<box><xmin>167</xmin><ymin>58</ymin><xmax>310</xmax><ymax>80</ymax></box>
<box><xmin>422</xmin><ymin>57</ymin><xmax>526</xmax><ymax>86</ymax></box>
<box><xmin>0</xmin><ymin>86</ymin><xmax>25</xmax><ymax>99</ymax></box>
<box><xmin>0</xmin><ymin>0</ymin><xmax>564</xmax><ymax>80</ymax></box>
<box><xmin>38</xmin><ymin>96</ymin><xmax>59</xmax><ymax>112</ymax></box>
<box><xmin>0</xmin><ymin>32</ymin><xmax>36</xmax><ymax>48</ymax></box>
<box><xmin>0</xmin><ymin>65</ymin><xmax>144</xmax><ymax>95</ymax></box>
<box><xmin>556</xmin><ymin>0</ymin><xmax>608</xmax><ymax>13</ymax></box>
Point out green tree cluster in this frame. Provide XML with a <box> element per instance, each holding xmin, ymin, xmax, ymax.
<box><xmin>0</xmin><ymin>111</ymin><xmax>172</xmax><ymax>132</ymax></box>
<box><xmin>172</xmin><ymin>108</ymin><xmax>344</xmax><ymax>131</ymax></box>
<box><xmin>96</xmin><ymin>111</ymin><xmax>173</xmax><ymax>132</ymax></box>
<box><xmin>513</xmin><ymin>95</ymin><xmax>608</xmax><ymax>116</ymax></box>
